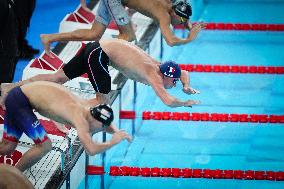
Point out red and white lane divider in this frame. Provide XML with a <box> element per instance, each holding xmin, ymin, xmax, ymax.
<box><xmin>119</xmin><ymin>111</ymin><xmax>284</xmax><ymax>124</ymax></box>
<box><xmin>174</xmin><ymin>22</ymin><xmax>284</xmax><ymax>31</ymax></box>
<box><xmin>86</xmin><ymin>165</ymin><xmax>284</xmax><ymax>181</ymax></box>
<box><xmin>179</xmin><ymin>64</ymin><xmax>284</xmax><ymax>74</ymax></box>
<box><xmin>142</xmin><ymin>111</ymin><xmax>284</xmax><ymax>123</ymax></box>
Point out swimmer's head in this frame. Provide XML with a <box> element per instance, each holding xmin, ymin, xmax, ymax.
<box><xmin>172</xmin><ymin>0</ymin><xmax>192</xmax><ymax>20</ymax></box>
<box><xmin>90</xmin><ymin>104</ymin><xmax>114</xmax><ymax>127</ymax></box>
<box><xmin>159</xmin><ymin>61</ymin><xmax>181</xmax><ymax>89</ymax></box>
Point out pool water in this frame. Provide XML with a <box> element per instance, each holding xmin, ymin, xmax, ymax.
<box><xmin>80</xmin><ymin>0</ymin><xmax>284</xmax><ymax>188</ymax></box>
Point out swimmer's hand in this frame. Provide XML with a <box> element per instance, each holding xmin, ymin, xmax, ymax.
<box><xmin>111</xmin><ymin>130</ymin><xmax>132</xmax><ymax>145</ymax></box>
<box><xmin>187</xmin><ymin>22</ymin><xmax>206</xmax><ymax>41</ymax></box>
<box><xmin>117</xmin><ymin>32</ymin><xmax>136</xmax><ymax>42</ymax></box>
<box><xmin>40</xmin><ymin>34</ymin><xmax>54</xmax><ymax>58</ymax></box>
<box><xmin>183</xmin><ymin>86</ymin><xmax>200</xmax><ymax>95</ymax></box>
<box><xmin>54</xmin><ymin>121</ymin><xmax>69</xmax><ymax>134</ymax></box>
<box><xmin>183</xmin><ymin>100</ymin><xmax>201</xmax><ymax>107</ymax></box>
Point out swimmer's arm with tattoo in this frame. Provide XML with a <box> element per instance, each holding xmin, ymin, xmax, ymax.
<box><xmin>150</xmin><ymin>80</ymin><xmax>200</xmax><ymax>108</ymax></box>
<box><xmin>180</xmin><ymin>70</ymin><xmax>200</xmax><ymax>95</ymax></box>
<box><xmin>76</xmin><ymin>118</ymin><xmax>131</xmax><ymax>155</ymax></box>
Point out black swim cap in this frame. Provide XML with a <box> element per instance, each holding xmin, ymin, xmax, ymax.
<box><xmin>172</xmin><ymin>0</ymin><xmax>192</xmax><ymax>19</ymax></box>
<box><xmin>90</xmin><ymin>104</ymin><xmax>114</xmax><ymax>127</ymax></box>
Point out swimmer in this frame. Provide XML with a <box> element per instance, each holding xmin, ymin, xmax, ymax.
<box><xmin>1</xmin><ymin>38</ymin><xmax>200</xmax><ymax>108</ymax></box>
<box><xmin>41</xmin><ymin>0</ymin><xmax>206</xmax><ymax>56</ymax></box>
<box><xmin>0</xmin><ymin>164</ymin><xmax>34</xmax><ymax>189</ymax></box>
<box><xmin>0</xmin><ymin>81</ymin><xmax>132</xmax><ymax>171</ymax></box>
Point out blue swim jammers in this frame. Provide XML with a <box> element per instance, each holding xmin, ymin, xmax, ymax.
<box><xmin>95</xmin><ymin>0</ymin><xmax>130</xmax><ymax>26</ymax></box>
<box><xmin>3</xmin><ymin>87</ymin><xmax>49</xmax><ymax>144</ymax></box>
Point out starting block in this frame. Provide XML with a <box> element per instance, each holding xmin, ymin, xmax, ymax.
<box><xmin>22</xmin><ymin>51</ymin><xmax>63</xmax><ymax>80</ymax></box>
<box><xmin>65</xmin><ymin>6</ymin><xmax>95</xmax><ymax>24</ymax></box>
<box><xmin>30</xmin><ymin>51</ymin><xmax>63</xmax><ymax>71</ymax></box>
<box><xmin>0</xmin><ymin>150</ymin><xmax>22</xmax><ymax>166</ymax></box>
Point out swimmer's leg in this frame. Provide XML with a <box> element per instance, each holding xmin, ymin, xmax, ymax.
<box><xmin>0</xmin><ymin>139</ymin><xmax>18</xmax><ymax>156</ymax></box>
<box><xmin>11</xmin><ymin>97</ymin><xmax>53</xmax><ymax>171</ymax></box>
<box><xmin>0</xmin><ymin>69</ymin><xmax>69</xmax><ymax>109</ymax></box>
<box><xmin>16</xmin><ymin>139</ymin><xmax>52</xmax><ymax>172</ymax></box>
<box><xmin>0</xmin><ymin>113</ymin><xmax>20</xmax><ymax>155</ymax></box>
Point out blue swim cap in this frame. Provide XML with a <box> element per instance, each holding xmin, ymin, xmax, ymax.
<box><xmin>159</xmin><ymin>61</ymin><xmax>181</xmax><ymax>78</ymax></box>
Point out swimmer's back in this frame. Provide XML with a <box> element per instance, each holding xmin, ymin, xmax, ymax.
<box><xmin>18</xmin><ymin>81</ymin><xmax>84</xmax><ymax>124</ymax></box>
<box><xmin>20</xmin><ymin>81</ymin><xmax>82</xmax><ymax>108</ymax></box>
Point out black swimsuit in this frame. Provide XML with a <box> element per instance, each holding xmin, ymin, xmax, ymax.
<box><xmin>63</xmin><ymin>42</ymin><xmax>111</xmax><ymax>94</ymax></box>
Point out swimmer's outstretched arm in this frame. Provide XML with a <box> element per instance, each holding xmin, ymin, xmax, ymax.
<box><xmin>180</xmin><ymin>70</ymin><xmax>200</xmax><ymax>95</ymax></box>
<box><xmin>76</xmin><ymin>119</ymin><xmax>131</xmax><ymax>155</ymax></box>
<box><xmin>159</xmin><ymin>17</ymin><xmax>206</xmax><ymax>47</ymax></box>
<box><xmin>105</xmin><ymin>124</ymin><xmax>120</xmax><ymax>134</ymax></box>
<box><xmin>151</xmin><ymin>81</ymin><xmax>200</xmax><ymax>108</ymax></box>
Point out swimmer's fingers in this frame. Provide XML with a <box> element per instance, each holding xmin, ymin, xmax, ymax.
<box><xmin>112</xmin><ymin>130</ymin><xmax>132</xmax><ymax>144</ymax></box>
<box><xmin>54</xmin><ymin>121</ymin><xmax>69</xmax><ymax>134</ymax></box>
<box><xmin>183</xmin><ymin>87</ymin><xmax>200</xmax><ymax>95</ymax></box>
<box><xmin>198</xmin><ymin>22</ymin><xmax>207</xmax><ymax>29</ymax></box>
<box><xmin>184</xmin><ymin>100</ymin><xmax>201</xmax><ymax>107</ymax></box>
<box><xmin>118</xmin><ymin>130</ymin><xmax>132</xmax><ymax>142</ymax></box>
<box><xmin>187</xmin><ymin>24</ymin><xmax>203</xmax><ymax>41</ymax></box>
<box><xmin>191</xmin><ymin>88</ymin><xmax>201</xmax><ymax>94</ymax></box>
<box><xmin>125</xmin><ymin>134</ymin><xmax>133</xmax><ymax>143</ymax></box>
<box><xmin>185</xmin><ymin>22</ymin><xmax>193</xmax><ymax>30</ymax></box>
<box><xmin>40</xmin><ymin>34</ymin><xmax>54</xmax><ymax>58</ymax></box>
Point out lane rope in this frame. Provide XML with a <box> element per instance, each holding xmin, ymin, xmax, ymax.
<box><xmin>119</xmin><ymin>111</ymin><xmax>284</xmax><ymax>124</ymax></box>
<box><xmin>174</xmin><ymin>22</ymin><xmax>284</xmax><ymax>31</ymax></box>
<box><xmin>86</xmin><ymin>165</ymin><xmax>284</xmax><ymax>181</ymax></box>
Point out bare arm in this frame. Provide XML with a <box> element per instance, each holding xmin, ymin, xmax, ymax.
<box><xmin>77</xmin><ymin>127</ymin><xmax>113</xmax><ymax>155</ymax></box>
<box><xmin>105</xmin><ymin>124</ymin><xmax>120</xmax><ymax>134</ymax></box>
<box><xmin>159</xmin><ymin>18</ymin><xmax>206</xmax><ymax>47</ymax></box>
<box><xmin>78</xmin><ymin>129</ymin><xmax>132</xmax><ymax>155</ymax></box>
<box><xmin>150</xmin><ymin>79</ymin><xmax>199</xmax><ymax>107</ymax></box>
<box><xmin>76</xmin><ymin>118</ymin><xmax>131</xmax><ymax>155</ymax></box>
<box><xmin>41</xmin><ymin>21</ymin><xmax>106</xmax><ymax>55</ymax></box>
<box><xmin>180</xmin><ymin>70</ymin><xmax>190</xmax><ymax>88</ymax></box>
<box><xmin>180</xmin><ymin>70</ymin><xmax>200</xmax><ymax>95</ymax></box>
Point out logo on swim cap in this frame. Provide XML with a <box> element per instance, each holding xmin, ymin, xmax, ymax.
<box><xmin>159</xmin><ymin>61</ymin><xmax>181</xmax><ymax>78</ymax></box>
<box><xmin>172</xmin><ymin>0</ymin><xmax>192</xmax><ymax>19</ymax></box>
<box><xmin>90</xmin><ymin>104</ymin><xmax>114</xmax><ymax>127</ymax></box>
